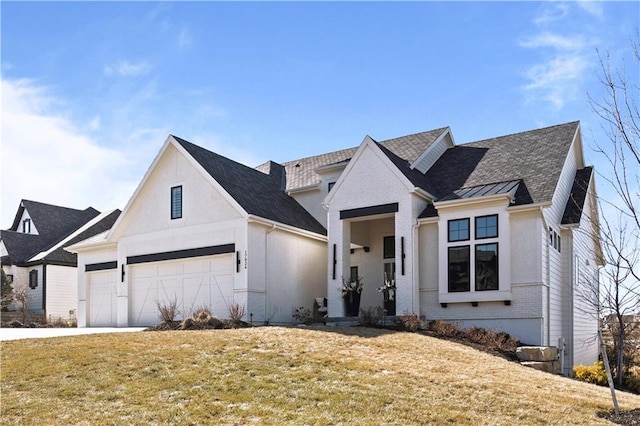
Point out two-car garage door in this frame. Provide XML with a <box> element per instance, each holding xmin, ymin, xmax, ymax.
<box><xmin>129</xmin><ymin>255</ymin><xmax>234</xmax><ymax>327</ymax></box>
<box><xmin>87</xmin><ymin>254</ymin><xmax>233</xmax><ymax>327</ymax></box>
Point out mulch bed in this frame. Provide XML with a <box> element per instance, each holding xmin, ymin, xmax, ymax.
<box><xmin>603</xmin><ymin>408</ymin><xmax>640</xmax><ymax>425</ymax></box>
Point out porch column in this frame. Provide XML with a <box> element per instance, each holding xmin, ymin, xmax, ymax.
<box><xmin>327</xmin><ymin>217</ymin><xmax>351</xmax><ymax>317</ymax></box>
<box><xmin>395</xmin><ymin>206</ymin><xmax>419</xmax><ymax>315</ymax></box>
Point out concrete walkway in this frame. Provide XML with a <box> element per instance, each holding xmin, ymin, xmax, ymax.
<box><xmin>0</xmin><ymin>327</ymin><xmax>147</xmax><ymax>341</ymax></box>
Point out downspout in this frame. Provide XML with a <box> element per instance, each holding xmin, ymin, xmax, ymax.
<box><xmin>42</xmin><ymin>262</ymin><xmax>47</xmax><ymax>320</ymax></box>
<box><xmin>264</xmin><ymin>223</ymin><xmax>277</xmax><ymax>324</ymax></box>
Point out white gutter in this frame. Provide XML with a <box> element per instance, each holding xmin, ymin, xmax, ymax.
<box><xmin>287</xmin><ymin>182</ymin><xmax>322</xmax><ymax>195</ymax></box>
<box><xmin>411</xmin><ymin>187</ymin><xmax>436</xmax><ymax>201</ymax></box>
<box><xmin>246</xmin><ymin>215</ymin><xmax>327</xmax><ymax>242</ymax></box>
<box><xmin>434</xmin><ymin>193</ymin><xmax>514</xmax><ymax>210</ymax></box>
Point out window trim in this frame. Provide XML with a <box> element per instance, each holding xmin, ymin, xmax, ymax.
<box><xmin>475</xmin><ymin>214</ymin><xmax>498</xmax><ymax>240</ymax></box>
<box><xmin>448</xmin><ymin>218</ymin><xmax>470</xmax><ymax>242</ymax></box>
<box><xmin>440</xmin><ymin>211</ymin><xmax>510</xmax><ymax>304</ymax></box>
<box><xmin>171</xmin><ymin>185</ymin><xmax>183</xmax><ymax>220</ymax></box>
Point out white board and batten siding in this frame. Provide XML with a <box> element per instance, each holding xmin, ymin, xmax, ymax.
<box><xmin>45</xmin><ymin>265</ymin><xmax>78</xmax><ymax>321</ymax></box>
<box><xmin>570</xmin><ymin>181</ymin><xmax>600</xmax><ymax>367</ymax></box>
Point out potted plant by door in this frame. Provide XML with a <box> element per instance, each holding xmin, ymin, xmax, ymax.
<box><xmin>378</xmin><ymin>273</ymin><xmax>396</xmax><ymax>316</ymax></box>
<box><xmin>341</xmin><ymin>276</ymin><xmax>363</xmax><ymax>317</ymax></box>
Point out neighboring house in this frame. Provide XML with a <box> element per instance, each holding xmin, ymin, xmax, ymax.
<box><xmin>69</xmin><ymin>121</ymin><xmax>601</xmax><ymax>373</ymax></box>
<box><xmin>1</xmin><ymin>200</ymin><xmax>120</xmax><ymax>321</ymax></box>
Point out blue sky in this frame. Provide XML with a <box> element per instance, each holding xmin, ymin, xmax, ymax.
<box><xmin>1</xmin><ymin>1</ymin><xmax>638</xmax><ymax>226</ymax></box>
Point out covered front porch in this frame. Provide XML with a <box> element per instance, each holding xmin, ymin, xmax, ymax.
<box><xmin>327</xmin><ymin>202</ymin><xmax>421</xmax><ymax>318</ymax></box>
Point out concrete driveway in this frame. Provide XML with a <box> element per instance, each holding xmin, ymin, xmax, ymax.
<box><xmin>0</xmin><ymin>327</ymin><xmax>147</xmax><ymax>341</ymax></box>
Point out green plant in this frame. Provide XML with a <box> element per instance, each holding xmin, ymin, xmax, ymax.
<box><xmin>358</xmin><ymin>306</ymin><xmax>384</xmax><ymax>327</ymax></box>
<box><xmin>573</xmin><ymin>361</ymin><xmax>608</xmax><ymax>386</ymax></box>
<box><xmin>397</xmin><ymin>311</ymin><xmax>421</xmax><ymax>332</ymax></box>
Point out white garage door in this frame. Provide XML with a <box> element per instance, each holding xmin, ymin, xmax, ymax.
<box><xmin>129</xmin><ymin>255</ymin><xmax>234</xmax><ymax>326</ymax></box>
<box><xmin>87</xmin><ymin>270</ymin><xmax>118</xmax><ymax>327</ymax></box>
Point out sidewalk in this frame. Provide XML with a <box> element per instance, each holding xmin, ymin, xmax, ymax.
<box><xmin>0</xmin><ymin>327</ymin><xmax>147</xmax><ymax>341</ymax></box>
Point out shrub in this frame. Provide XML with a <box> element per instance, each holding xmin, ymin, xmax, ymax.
<box><xmin>228</xmin><ymin>303</ymin><xmax>247</xmax><ymax>322</ymax></box>
<box><xmin>292</xmin><ymin>307</ymin><xmax>312</xmax><ymax>324</ymax></box>
<box><xmin>179</xmin><ymin>306</ymin><xmax>224</xmax><ymax>330</ymax></box>
<box><xmin>622</xmin><ymin>366</ymin><xmax>640</xmax><ymax>394</ymax></box>
<box><xmin>397</xmin><ymin>311</ymin><xmax>421</xmax><ymax>332</ymax></box>
<box><xmin>156</xmin><ymin>296</ymin><xmax>180</xmax><ymax>323</ymax></box>
<box><xmin>427</xmin><ymin>319</ymin><xmax>460</xmax><ymax>337</ymax></box>
<box><xmin>573</xmin><ymin>361</ymin><xmax>608</xmax><ymax>386</ymax></box>
<box><xmin>358</xmin><ymin>306</ymin><xmax>384</xmax><ymax>327</ymax></box>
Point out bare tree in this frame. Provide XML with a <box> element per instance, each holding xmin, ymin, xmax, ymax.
<box><xmin>13</xmin><ymin>285</ymin><xmax>31</xmax><ymax>324</ymax></box>
<box><xmin>585</xmin><ymin>33</ymin><xmax>640</xmax><ymax>386</ymax></box>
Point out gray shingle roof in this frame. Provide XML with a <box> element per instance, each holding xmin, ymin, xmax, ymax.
<box><xmin>562</xmin><ymin>167</ymin><xmax>593</xmax><ymax>225</ymax></box>
<box><xmin>173</xmin><ymin>136</ymin><xmax>327</xmax><ymax>235</ymax></box>
<box><xmin>425</xmin><ymin>121</ymin><xmax>579</xmax><ymax>206</ymax></box>
<box><xmin>2</xmin><ymin>200</ymin><xmax>102</xmax><ymax>266</ymax></box>
<box><xmin>256</xmin><ymin>127</ymin><xmax>449</xmax><ymax>191</ymax></box>
<box><xmin>46</xmin><ymin>210</ymin><xmax>122</xmax><ymax>265</ymax></box>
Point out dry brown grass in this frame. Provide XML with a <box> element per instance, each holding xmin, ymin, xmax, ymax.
<box><xmin>2</xmin><ymin>326</ymin><xmax>639</xmax><ymax>425</ymax></box>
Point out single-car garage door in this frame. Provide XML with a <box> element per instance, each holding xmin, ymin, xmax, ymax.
<box><xmin>129</xmin><ymin>255</ymin><xmax>234</xmax><ymax>326</ymax></box>
<box><xmin>87</xmin><ymin>270</ymin><xmax>118</xmax><ymax>327</ymax></box>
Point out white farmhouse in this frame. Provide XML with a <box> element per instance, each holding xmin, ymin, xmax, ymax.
<box><xmin>69</xmin><ymin>121</ymin><xmax>601</xmax><ymax>373</ymax></box>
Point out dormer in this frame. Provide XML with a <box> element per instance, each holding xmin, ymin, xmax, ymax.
<box><xmin>16</xmin><ymin>206</ymin><xmax>39</xmax><ymax>235</ymax></box>
<box><xmin>410</xmin><ymin>127</ymin><xmax>455</xmax><ymax>174</ymax></box>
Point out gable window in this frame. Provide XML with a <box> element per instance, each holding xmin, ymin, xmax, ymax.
<box><xmin>171</xmin><ymin>186</ymin><xmax>182</xmax><ymax>220</ymax></box>
<box><xmin>29</xmin><ymin>269</ymin><xmax>38</xmax><ymax>289</ymax></box>
<box><xmin>475</xmin><ymin>243</ymin><xmax>498</xmax><ymax>290</ymax></box>
<box><xmin>328</xmin><ymin>182</ymin><xmax>335</xmax><ymax>192</ymax></box>
<box><xmin>22</xmin><ymin>218</ymin><xmax>31</xmax><ymax>233</ymax></box>
<box><xmin>383</xmin><ymin>236</ymin><xmax>395</xmax><ymax>259</ymax></box>
<box><xmin>448</xmin><ymin>246</ymin><xmax>470</xmax><ymax>292</ymax></box>
<box><xmin>448</xmin><ymin>218</ymin><xmax>470</xmax><ymax>242</ymax></box>
<box><xmin>475</xmin><ymin>215</ymin><xmax>498</xmax><ymax>239</ymax></box>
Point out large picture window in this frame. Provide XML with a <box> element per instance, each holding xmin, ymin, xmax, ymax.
<box><xmin>475</xmin><ymin>243</ymin><xmax>498</xmax><ymax>290</ymax></box>
<box><xmin>448</xmin><ymin>218</ymin><xmax>470</xmax><ymax>242</ymax></box>
<box><xmin>171</xmin><ymin>186</ymin><xmax>182</xmax><ymax>220</ymax></box>
<box><xmin>448</xmin><ymin>246</ymin><xmax>470</xmax><ymax>292</ymax></box>
<box><xmin>446</xmin><ymin>214</ymin><xmax>500</xmax><ymax>296</ymax></box>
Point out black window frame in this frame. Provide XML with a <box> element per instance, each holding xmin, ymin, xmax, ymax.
<box><xmin>22</xmin><ymin>218</ymin><xmax>31</xmax><ymax>233</ymax></box>
<box><xmin>29</xmin><ymin>269</ymin><xmax>38</xmax><ymax>289</ymax></box>
<box><xmin>475</xmin><ymin>243</ymin><xmax>499</xmax><ymax>291</ymax></box>
<box><xmin>475</xmin><ymin>214</ymin><xmax>498</xmax><ymax>239</ymax></box>
<box><xmin>383</xmin><ymin>236</ymin><xmax>395</xmax><ymax>259</ymax></box>
<box><xmin>171</xmin><ymin>185</ymin><xmax>183</xmax><ymax>220</ymax></box>
<box><xmin>448</xmin><ymin>218</ymin><xmax>470</xmax><ymax>242</ymax></box>
<box><xmin>448</xmin><ymin>245</ymin><xmax>470</xmax><ymax>292</ymax></box>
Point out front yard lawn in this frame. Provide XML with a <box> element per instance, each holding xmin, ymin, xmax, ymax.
<box><xmin>2</xmin><ymin>326</ymin><xmax>639</xmax><ymax>424</ymax></box>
